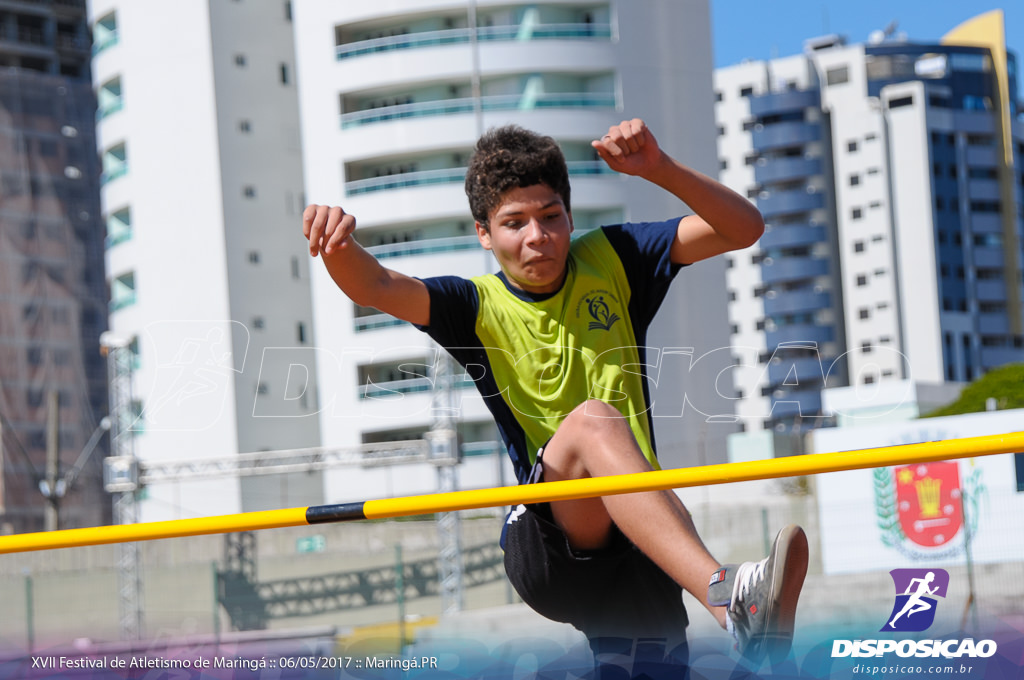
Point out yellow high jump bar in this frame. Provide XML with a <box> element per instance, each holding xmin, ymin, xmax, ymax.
<box><xmin>1</xmin><ymin>431</ymin><xmax>1022</xmax><ymax>555</ymax></box>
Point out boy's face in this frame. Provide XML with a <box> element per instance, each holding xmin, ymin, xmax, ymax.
<box><xmin>476</xmin><ymin>183</ymin><xmax>573</xmax><ymax>295</ymax></box>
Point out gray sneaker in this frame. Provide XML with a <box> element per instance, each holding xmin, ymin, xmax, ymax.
<box><xmin>707</xmin><ymin>524</ymin><xmax>808</xmax><ymax>664</ymax></box>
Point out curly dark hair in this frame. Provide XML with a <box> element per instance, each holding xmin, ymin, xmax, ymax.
<box><xmin>465</xmin><ymin>125</ymin><xmax>571</xmax><ymax>229</ymax></box>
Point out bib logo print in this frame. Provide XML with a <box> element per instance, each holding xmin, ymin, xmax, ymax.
<box><xmin>881</xmin><ymin>568</ymin><xmax>949</xmax><ymax>632</ymax></box>
<box><xmin>578</xmin><ymin>290</ymin><xmax>621</xmax><ymax>331</ymax></box>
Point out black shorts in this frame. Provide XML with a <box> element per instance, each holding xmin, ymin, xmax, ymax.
<box><xmin>502</xmin><ymin>450</ymin><xmax>690</xmax><ymax>644</ymax></box>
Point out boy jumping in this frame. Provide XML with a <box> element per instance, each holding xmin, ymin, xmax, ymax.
<box><xmin>303</xmin><ymin>119</ymin><xmax>808</xmax><ymax>666</ymax></box>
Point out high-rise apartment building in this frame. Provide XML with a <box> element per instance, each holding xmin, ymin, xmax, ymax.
<box><xmin>0</xmin><ymin>0</ymin><xmax>108</xmax><ymax>533</ymax></box>
<box><xmin>714</xmin><ymin>11</ymin><xmax>1024</xmax><ymax>448</ymax></box>
<box><xmin>293</xmin><ymin>0</ymin><xmax>739</xmax><ymax>501</ymax></box>
<box><xmin>87</xmin><ymin>0</ymin><xmax>320</xmax><ymax>522</ymax></box>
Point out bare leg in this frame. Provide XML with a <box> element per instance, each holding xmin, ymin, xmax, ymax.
<box><xmin>540</xmin><ymin>399</ymin><xmax>727</xmax><ymax>628</ymax></box>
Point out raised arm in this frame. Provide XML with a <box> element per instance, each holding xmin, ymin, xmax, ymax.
<box><xmin>303</xmin><ymin>204</ymin><xmax>430</xmax><ymax>326</ymax></box>
<box><xmin>591</xmin><ymin>119</ymin><xmax>764</xmax><ymax>265</ymax></box>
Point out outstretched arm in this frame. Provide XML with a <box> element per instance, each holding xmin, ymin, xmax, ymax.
<box><xmin>303</xmin><ymin>204</ymin><xmax>430</xmax><ymax>326</ymax></box>
<box><xmin>591</xmin><ymin>119</ymin><xmax>764</xmax><ymax>265</ymax></box>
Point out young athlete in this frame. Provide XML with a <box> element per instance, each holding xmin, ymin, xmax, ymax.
<box><xmin>303</xmin><ymin>119</ymin><xmax>808</xmax><ymax>666</ymax></box>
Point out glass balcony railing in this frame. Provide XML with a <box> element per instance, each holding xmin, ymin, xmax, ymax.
<box><xmin>100</xmin><ymin>164</ymin><xmax>127</xmax><ymax>186</ymax></box>
<box><xmin>347</xmin><ymin>167</ymin><xmax>467</xmax><ymax>195</ymax></box>
<box><xmin>346</xmin><ymin>161</ymin><xmax>613</xmax><ymax>195</ymax></box>
<box><xmin>765</xmin><ymin>324</ymin><xmax>835</xmax><ymax>349</ymax></box>
<box><xmin>96</xmin><ymin>98</ymin><xmax>123</xmax><ymax>121</ymax></box>
<box><xmin>366</xmin><ymin>234</ymin><xmax>480</xmax><ymax>260</ymax></box>
<box><xmin>354</xmin><ymin>313</ymin><xmax>407</xmax><ymax>332</ymax></box>
<box><xmin>92</xmin><ymin>30</ymin><xmax>118</xmax><ymax>56</ymax></box>
<box><xmin>337</xmin><ymin>23</ymin><xmax>612</xmax><ymax>60</ymax></box>
<box><xmin>342</xmin><ymin>92</ymin><xmax>616</xmax><ymax>128</ymax></box>
<box><xmin>104</xmin><ymin>229</ymin><xmax>132</xmax><ymax>249</ymax></box>
<box><xmin>769</xmin><ymin>388</ymin><xmax>823</xmax><ymax>420</ymax></box>
<box><xmin>359</xmin><ymin>375</ymin><xmax>476</xmax><ymax>400</ymax></box>
<box><xmin>461</xmin><ymin>441</ymin><xmax>501</xmax><ymax>457</ymax></box>
<box><xmin>109</xmin><ymin>291</ymin><xmax>136</xmax><ymax>312</ymax></box>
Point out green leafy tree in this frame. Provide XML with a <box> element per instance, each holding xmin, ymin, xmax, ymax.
<box><xmin>922</xmin><ymin>363</ymin><xmax>1024</xmax><ymax>417</ymax></box>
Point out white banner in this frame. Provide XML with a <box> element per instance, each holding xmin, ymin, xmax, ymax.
<box><xmin>811</xmin><ymin>410</ymin><xmax>1024</xmax><ymax>574</ymax></box>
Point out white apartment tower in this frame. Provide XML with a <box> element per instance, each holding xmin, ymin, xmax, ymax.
<box><xmin>293</xmin><ymin>0</ymin><xmax>739</xmax><ymax>502</ymax></box>
<box><xmin>714</xmin><ymin>11</ymin><xmax>1024</xmax><ymax>444</ymax></box>
<box><xmin>88</xmin><ymin>1</ymin><xmax>320</xmax><ymax>521</ymax></box>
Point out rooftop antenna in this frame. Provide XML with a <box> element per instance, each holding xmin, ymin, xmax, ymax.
<box><xmin>869</xmin><ymin>20</ymin><xmax>899</xmax><ymax>45</ymax></box>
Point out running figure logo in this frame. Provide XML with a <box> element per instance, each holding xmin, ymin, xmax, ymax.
<box><xmin>882</xmin><ymin>568</ymin><xmax>949</xmax><ymax>632</ymax></box>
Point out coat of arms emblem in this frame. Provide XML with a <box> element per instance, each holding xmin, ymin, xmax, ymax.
<box><xmin>874</xmin><ymin>458</ymin><xmax>985</xmax><ymax>560</ymax></box>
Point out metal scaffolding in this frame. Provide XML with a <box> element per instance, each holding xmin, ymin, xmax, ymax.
<box><xmin>100</xmin><ymin>333</ymin><xmax>143</xmax><ymax>641</ymax></box>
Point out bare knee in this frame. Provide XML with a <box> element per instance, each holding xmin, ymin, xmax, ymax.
<box><xmin>547</xmin><ymin>400</ymin><xmax>640</xmax><ymax>470</ymax></box>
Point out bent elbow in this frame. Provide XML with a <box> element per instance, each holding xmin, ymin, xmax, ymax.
<box><xmin>735</xmin><ymin>212</ymin><xmax>765</xmax><ymax>250</ymax></box>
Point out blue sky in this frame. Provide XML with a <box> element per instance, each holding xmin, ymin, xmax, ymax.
<box><xmin>711</xmin><ymin>2</ymin><xmax>1022</xmax><ymax>75</ymax></box>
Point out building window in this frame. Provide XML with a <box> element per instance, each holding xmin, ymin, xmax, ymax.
<box><xmin>889</xmin><ymin>95</ymin><xmax>914</xmax><ymax>109</ymax></box>
<box><xmin>854</xmin><ymin>240</ymin><xmax>865</xmax><ymax>253</ymax></box>
<box><xmin>859</xmin><ymin>308</ymin><xmax>870</xmax><ymax>320</ymax></box>
<box><xmin>297</xmin><ymin>322</ymin><xmax>306</xmax><ymax>344</ymax></box>
<box><xmin>740</xmin><ymin>86</ymin><xmax>753</xmax><ymax>97</ymax></box>
<box><xmin>239</xmin><ymin>119</ymin><xmax>252</xmax><ymax>133</ymax></box>
<box><xmin>856</xmin><ymin>274</ymin><xmax>868</xmax><ymax>286</ymax></box>
<box><xmin>280</xmin><ymin>63</ymin><xmax>290</xmax><ymax>84</ymax></box>
<box><xmin>717</xmin><ymin>125</ymin><xmax>725</xmax><ymax>136</ymax></box>
<box><xmin>826</xmin><ymin>66</ymin><xmax>849</xmax><ymax>86</ymax></box>
<box><xmin>852</xmin><ymin>208</ymin><xmax>863</xmax><ymax>220</ymax></box>
<box><xmin>235</xmin><ymin>54</ymin><xmax>247</xmax><ymax>67</ymax></box>
<box><xmin>849</xmin><ymin>174</ymin><xmax>860</xmax><ymax>186</ymax></box>
<box><xmin>285</xmin><ymin>1</ymin><xmax>292</xmax><ymax>21</ymax></box>
<box><xmin>291</xmin><ymin>256</ymin><xmax>300</xmax><ymax>279</ymax></box>
<box><xmin>243</xmin><ymin>185</ymin><xmax>256</xmax><ymax>198</ymax></box>
<box><xmin>252</xmin><ymin>317</ymin><xmax>265</xmax><ymax>330</ymax></box>
<box><xmin>847</xmin><ymin>140</ymin><xmax>858</xmax><ymax>153</ymax></box>
<box><xmin>720</xmin><ymin>159</ymin><xmax>728</xmax><ymax>170</ymax></box>
<box><xmin>861</xmin><ymin>342</ymin><xmax>873</xmax><ymax>354</ymax></box>
<box><xmin>248</xmin><ymin>250</ymin><xmax>260</xmax><ymax>264</ymax></box>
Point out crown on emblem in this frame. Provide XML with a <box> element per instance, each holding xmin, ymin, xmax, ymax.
<box><xmin>916</xmin><ymin>478</ymin><xmax>942</xmax><ymax>518</ymax></box>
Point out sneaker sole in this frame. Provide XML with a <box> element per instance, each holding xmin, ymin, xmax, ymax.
<box><xmin>763</xmin><ymin>524</ymin><xmax>809</xmax><ymax>661</ymax></box>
